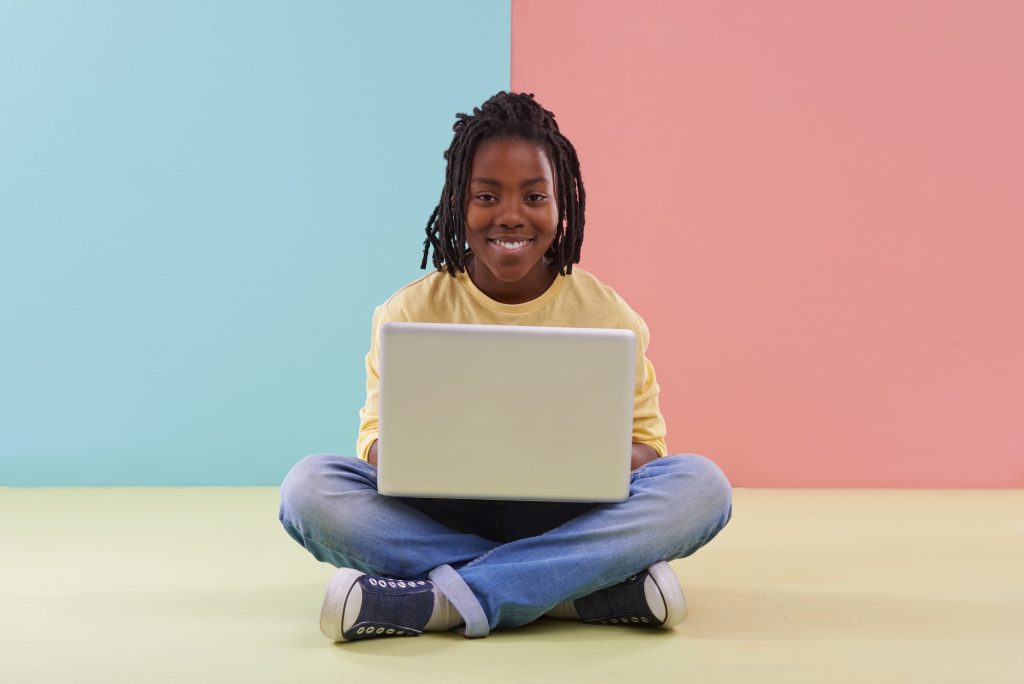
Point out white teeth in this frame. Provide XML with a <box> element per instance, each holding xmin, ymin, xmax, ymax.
<box><xmin>494</xmin><ymin>240</ymin><xmax>528</xmax><ymax>249</ymax></box>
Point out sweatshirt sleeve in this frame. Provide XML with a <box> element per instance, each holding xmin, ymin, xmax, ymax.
<box><xmin>355</xmin><ymin>305</ymin><xmax>384</xmax><ymax>461</ymax></box>
<box><xmin>631</xmin><ymin>313</ymin><xmax>668</xmax><ymax>457</ymax></box>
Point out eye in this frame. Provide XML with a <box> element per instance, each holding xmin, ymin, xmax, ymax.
<box><xmin>525</xmin><ymin>193</ymin><xmax>547</xmax><ymax>202</ymax></box>
<box><xmin>474</xmin><ymin>193</ymin><xmax>498</xmax><ymax>202</ymax></box>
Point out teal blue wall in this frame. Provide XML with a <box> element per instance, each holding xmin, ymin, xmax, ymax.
<box><xmin>0</xmin><ymin>1</ymin><xmax>510</xmax><ymax>485</ymax></box>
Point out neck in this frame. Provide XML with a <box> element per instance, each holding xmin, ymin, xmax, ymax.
<box><xmin>466</xmin><ymin>254</ymin><xmax>559</xmax><ymax>305</ymax></box>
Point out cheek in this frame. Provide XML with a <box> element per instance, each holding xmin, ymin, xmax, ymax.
<box><xmin>465</xmin><ymin>199</ymin><xmax>492</xmax><ymax>223</ymax></box>
<box><xmin>538</xmin><ymin>204</ymin><xmax>559</xmax><ymax>232</ymax></box>
<box><xmin>464</xmin><ymin>205</ymin><xmax>486</xmax><ymax>233</ymax></box>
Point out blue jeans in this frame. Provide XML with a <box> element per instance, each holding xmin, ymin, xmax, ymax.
<box><xmin>279</xmin><ymin>453</ymin><xmax>732</xmax><ymax>637</ymax></box>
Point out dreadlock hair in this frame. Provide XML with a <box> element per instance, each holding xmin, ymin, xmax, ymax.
<box><xmin>420</xmin><ymin>91</ymin><xmax>586</xmax><ymax>277</ymax></box>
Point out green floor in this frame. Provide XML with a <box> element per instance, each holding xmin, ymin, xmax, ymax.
<box><xmin>2</xmin><ymin>487</ymin><xmax>1021</xmax><ymax>683</ymax></box>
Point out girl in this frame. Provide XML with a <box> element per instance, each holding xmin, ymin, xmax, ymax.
<box><xmin>279</xmin><ymin>92</ymin><xmax>732</xmax><ymax>642</ymax></box>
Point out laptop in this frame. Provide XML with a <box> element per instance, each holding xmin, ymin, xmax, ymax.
<box><xmin>376</xmin><ymin>321</ymin><xmax>635</xmax><ymax>502</ymax></box>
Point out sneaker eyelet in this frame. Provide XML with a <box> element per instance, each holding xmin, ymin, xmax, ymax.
<box><xmin>388</xmin><ymin>581</ymin><xmax>397</xmax><ymax>588</ymax></box>
<box><xmin>397</xmin><ymin>581</ymin><xmax>407</xmax><ymax>588</ymax></box>
<box><xmin>368</xmin><ymin>578</ymin><xmax>378</xmax><ymax>587</ymax></box>
<box><xmin>376</xmin><ymin>627</ymin><xmax>385</xmax><ymax>634</ymax></box>
<box><xmin>641</xmin><ymin>617</ymin><xmax>649</xmax><ymax>623</ymax></box>
<box><xmin>386</xmin><ymin>628</ymin><xmax>395</xmax><ymax>634</ymax></box>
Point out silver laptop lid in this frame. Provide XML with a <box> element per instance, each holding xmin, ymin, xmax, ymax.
<box><xmin>377</xmin><ymin>322</ymin><xmax>635</xmax><ymax>502</ymax></box>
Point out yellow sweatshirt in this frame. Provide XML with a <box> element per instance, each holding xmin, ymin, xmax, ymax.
<box><xmin>356</xmin><ymin>265</ymin><xmax>668</xmax><ymax>461</ymax></box>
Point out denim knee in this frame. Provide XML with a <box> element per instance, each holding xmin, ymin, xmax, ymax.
<box><xmin>279</xmin><ymin>453</ymin><xmax>356</xmax><ymax>545</ymax></box>
<box><xmin>649</xmin><ymin>453</ymin><xmax>733</xmax><ymax>547</ymax></box>
<box><xmin>280</xmin><ymin>452</ymin><xmax>328</xmax><ymax>511</ymax></box>
<box><xmin>278</xmin><ymin>453</ymin><xmax>381</xmax><ymax>556</ymax></box>
<box><xmin>676</xmin><ymin>453</ymin><xmax>732</xmax><ymax>519</ymax></box>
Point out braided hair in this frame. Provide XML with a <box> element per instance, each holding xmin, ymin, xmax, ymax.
<box><xmin>420</xmin><ymin>91</ymin><xmax>586</xmax><ymax>276</ymax></box>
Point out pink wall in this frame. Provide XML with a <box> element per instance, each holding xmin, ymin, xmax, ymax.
<box><xmin>513</xmin><ymin>0</ymin><xmax>1024</xmax><ymax>487</ymax></box>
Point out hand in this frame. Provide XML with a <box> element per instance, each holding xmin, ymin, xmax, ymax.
<box><xmin>367</xmin><ymin>440</ymin><xmax>379</xmax><ymax>468</ymax></box>
<box><xmin>630</xmin><ymin>443</ymin><xmax>659</xmax><ymax>471</ymax></box>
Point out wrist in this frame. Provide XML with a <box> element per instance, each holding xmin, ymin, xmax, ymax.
<box><xmin>630</xmin><ymin>443</ymin><xmax>659</xmax><ymax>470</ymax></box>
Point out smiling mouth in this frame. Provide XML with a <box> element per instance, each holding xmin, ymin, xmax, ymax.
<box><xmin>488</xmin><ymin>238</ymin><xmax>533</xmax><ymax>252</ymax></box>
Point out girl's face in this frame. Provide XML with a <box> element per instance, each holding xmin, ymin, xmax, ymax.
<box><xmin>464</xmin><ymin>137</ymin><xmax>559</xmax><ymax>304</ymax></box>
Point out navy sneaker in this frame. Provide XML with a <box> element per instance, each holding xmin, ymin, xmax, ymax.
<box><xmin>573</xmin><ymin>561</ymin><xmax>687</xmax><ymax>628</ymax></box>
<box><xmin>319</xmin><ymin>568</ymin><xmax>437</xmax><ymax>642</ymax></box>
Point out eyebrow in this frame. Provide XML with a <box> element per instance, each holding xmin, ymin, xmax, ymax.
<box><xmin>471</xmin><ymin>176</ymin><xmax>550</xmax><ymax>188</ymax></box>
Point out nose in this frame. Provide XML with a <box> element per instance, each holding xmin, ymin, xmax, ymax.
<box><xmin>497</xmin><ymin>203</ymin><xmax>525</xmax><ymax>230</ymax></box>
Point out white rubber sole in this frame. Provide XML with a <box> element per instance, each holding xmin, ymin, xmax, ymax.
<box><xmin>647</xmin><ymin>561</ymin><xmax>688</xmax><ymax>628</ymax></box>
<box><xmin>319</xmin><ymin>567</ymin><xmax>364</xmax><ymax>642</ymax></box>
